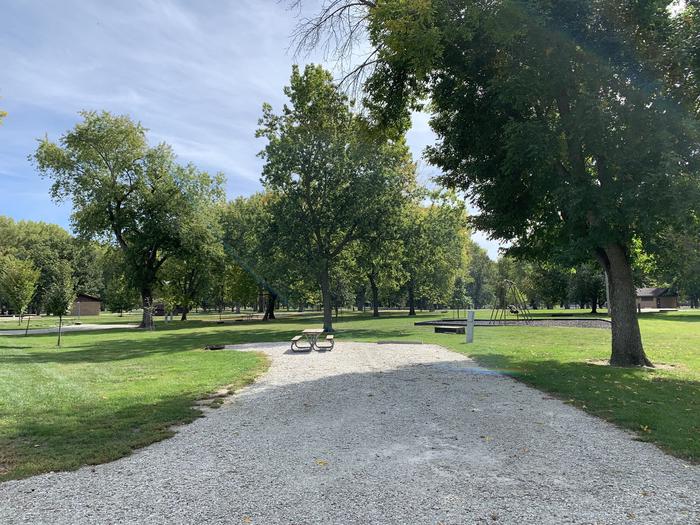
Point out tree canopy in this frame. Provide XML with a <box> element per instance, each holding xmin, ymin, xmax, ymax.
<box><xmin>43</xmin><ymin>260</ymin><xmax>75</xmax><ymax>346</ymax></box>
<box><xmin>0</xmin><ymin>255</ymin><xmax>40</xmax><ymax>324</ymax></box>
<box><xmin>257</xmin><ymin>64</ymin><xmax>415</xmax><ymax>330</ymax></box>
<box><xmin>296</xmin><ymin>0</ymin><xmax>700</xmax><ymax>366</ymax></box>
<box><xmin>33</xmin><ymin>111</ymin><xmax>225</xmax><ymax>327</ymax></box>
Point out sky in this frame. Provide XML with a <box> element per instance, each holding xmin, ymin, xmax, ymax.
<box><xmin>1</xmin><ymin>0</ymin><xmax>502</xmax><ymax>258</ymax></box>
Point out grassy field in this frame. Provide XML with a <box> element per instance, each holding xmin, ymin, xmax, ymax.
<box><xmin>0</xmin><ymin>310</ymin><xmax>266</xmax><ymax>330</ymax></box>
<box><xmin>0</xmin><ymin>308</ymin><xmax>698</xmax><ymax>481</ymax></box>
<box><xmin>0</xmin><ymin>323</ymin><xmax>269</xmax><ymax>480</ymax></box>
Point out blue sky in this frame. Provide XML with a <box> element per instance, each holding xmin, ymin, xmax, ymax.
<box><xmin>1</xmin><ymin>0</ymin><xmax>501</xmax><ymax>258</ymax></box>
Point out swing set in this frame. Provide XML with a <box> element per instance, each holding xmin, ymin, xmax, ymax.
<box><xmin>488</xmin><ymin>279</ymin><xmax>533</xmax><ymax>325</ymax></box>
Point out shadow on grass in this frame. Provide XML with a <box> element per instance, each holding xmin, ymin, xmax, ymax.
<box><xmin>0</xmin><ymin>327</ymin><xmax>301</xmax><ymax>364</ymax></box>
<box><xmin>637</xmin><ymin>312</ymin><xmax>700</xmax><ymax>323</ymax></box>
<box><xmin>0</xmin><ymin>312</ymin><xmax>431</xmax><ymax>365</ymax></box>
<box><xmin>1</xmin><ymin>392</ymin><xmax>208</xmax><ymax>481</ymax></box>
<box><xmin>3</xmin><ymin>354</ymin><xmax>697</xmax><ymax>487</ymax></box>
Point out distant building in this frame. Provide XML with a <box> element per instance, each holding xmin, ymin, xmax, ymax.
<box><xmin>635</xmin><ymin>287</ymin><xmax>679</xmax><ymax>309</ymax></box>
<box><xmin>70</xmin><ymin>293</ymin><xmax>101</xmax><ymax>316</ymax></box>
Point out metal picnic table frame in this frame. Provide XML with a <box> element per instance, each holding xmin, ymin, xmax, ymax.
<box><xmin>290</xmin><ymin>328</ymin><xmax>334</xmax><ymax>352</ymax></box>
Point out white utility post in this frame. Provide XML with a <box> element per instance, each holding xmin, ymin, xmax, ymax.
<box><xmin>466</xmin><ymin>310</ymin><xmax>475</xmax><ymax>343</ymax></box>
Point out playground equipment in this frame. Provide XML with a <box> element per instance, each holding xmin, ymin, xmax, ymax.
<box><xmin>489</xmin><ymin>279</ymin><xmax>533</xmax><ymax>325</ymax></box>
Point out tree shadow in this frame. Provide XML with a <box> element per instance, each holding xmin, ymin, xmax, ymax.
<box><xmin>0</xmin><ymin>313</ymin><xmax>422</xmax><ymax>365</ymax></box>
<box><xmin>638</xmin><ymin>312</ymin><xmax>700</xmax><ymax>323</ymax></box>
<box><xmin>2</xmin><ymin>354</ymin><xmax>697</xmax><ymax>497</ymax></box>
<box><xmin>2</xmin><ymin>392</ymin><xmax>206</xmax><ymax>481</ymax></box>
<box><xmin>465</xmin><ymin>352</ymin><xmax>700</xmax><ymax>462</ymax></box>
<box><xmin>0</xmin><ymin>327</ymin><xmax>303</xmax><ymax>365</ymax></box>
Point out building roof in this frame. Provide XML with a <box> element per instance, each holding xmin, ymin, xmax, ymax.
<box><xmin>74</xmin><ymin>293</ymin><xmax>101</xmax><ymax>302</ymax></box>
<box><xmin>636</xmin><ymin>287</ymin><xmax>677</xmax><ymax>298</ymax></box>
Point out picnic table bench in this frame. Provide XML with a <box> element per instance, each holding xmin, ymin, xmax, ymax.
<box><xmin>290</xmin><ymin>329</ymin><xmax>334</xmax><ymax>352</ymax></box>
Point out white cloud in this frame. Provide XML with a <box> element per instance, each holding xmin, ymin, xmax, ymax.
<box><xmin>1</xmin><ymin>0</ymin><xmax>501</xmax><ymax>256</ymax></box>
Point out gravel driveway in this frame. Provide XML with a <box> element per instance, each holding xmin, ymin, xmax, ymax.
<box><xmin>1</xmin><ymin>342</ymin><xmax>698</xmax><ymax>524</ymax></box>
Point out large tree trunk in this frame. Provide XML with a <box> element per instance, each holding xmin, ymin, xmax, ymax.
<box><xmin>369</xmin><ymin>273</ymin><xmax>380</xmax><ymax>318</ymax></box>
<box><xmin>319</xmin><ymin>263</ymin><xmax>333</xmax><ymax>332</ymax></box>
<box><xmin>262</xmin><ymin>292</ymin><xmax>277</xmax><ymax>321</ymax></box>
<box><xmin>140</xmin><ymin>288</ymin><xmax>154</xmax><ymax>329</ymax></box>
<box><xmin>180</xmin><ymin>307</ymin><xmax>189</xmax><ymax>321</ymax></box>
<box><xmin>590</xmin><ymin>298</ymin><xmax>598</xmax><ymax>314</ymax></box>
<box><xmin>596</xmin><ymin>244</ymin><xmax>652</xmax><ymax>367</ymax></box>
<box><xmin>407</xmin><ymin>282</ymin><xmax>416</xmax><ymax>316</ymax></box>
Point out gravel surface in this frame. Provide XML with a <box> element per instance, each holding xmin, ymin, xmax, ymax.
<box><xmin>1</xmin><ymin>342</ymin><xmax>697</xmax><ymax>524</ymax></box>
<box><xmin>418</xmin><ymin>319</ymin><xmax>612</xmax><ymax>329</ymax></box>
<box><xmin>475</xmin><ymin>319</ymin><xmax>612</xmax><ymax>329</ymax></box>
<box><xmin>0</xmin><ymin>324</ymin><xmax>139</xmax><ymax>336</ymax></box>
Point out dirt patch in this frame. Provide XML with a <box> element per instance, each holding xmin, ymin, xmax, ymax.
<box><xmin>586</xmin><ymin>359</ymin><xmax>681</xmax><ymax>371</ymax></box>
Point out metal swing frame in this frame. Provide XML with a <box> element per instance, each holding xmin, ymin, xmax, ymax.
<box><xmin>488</xmin><ymin>279</ymin><xmax>533</xmax><ymax>325</ymax></box>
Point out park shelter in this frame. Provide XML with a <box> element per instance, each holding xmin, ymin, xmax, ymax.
<box><xmin>635</xmin><ymin>287</ymin><xmax>679</xmax><ymax>309</ymax></box>
<box><xmin>70</xmin><ymin>293</ymin><xmax>101</xmax><ymax>316</ymax></box>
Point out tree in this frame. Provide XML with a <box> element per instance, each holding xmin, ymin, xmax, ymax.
<box><xmin>465</xmin><ymin>243</ymin><xmax>496</xmax><ymax>309</ymax></box>
<box><xmin>104</xmin><ymin>272</ymin><xmax>140</xmax><ymax>315</ymax></box>
<box><xmin>400</xmin><ymin>192</ymin><xmax>470</xmax><ymax>315</ymax></box>
<box><xmin>0</xmin><ymin>255</ymin><xmax>40</xmax><ymax>325</ymax></box>
<box><xmin>0</xmin><ymin>217</ymin><xmax>75</xmax><ymax>313</ymax></box>
<box><xmin>450</xmin><ymin>276</ymin><xmax>472</xmax><ymax>317</ymax></box>
<box><xmin>356</xmin><ymin>166</ymin><xmax>413</xmax><ymax>317</ymax></box>
<box><xmin>44</xmin><ymin>261</ymin><xmax>75</xmax><ymax>346</ymax></box>
<box><xmin>71</xmin><ymin>240</ymin><xmax>105</xmax><ymax>298</ymax></box>
<box><xmin>257</xmin><ymin>65</ymin><xmax>413</xmax><ymax>331</ymax></box>
<box><xmin>569</xmin><ymin>263</ymin><xmax>606</xmax><ymax>314</ymax></box>
<box><xmin>225</xmin><ymin>264</ymin><xmax>259</xmax><ymax>312</ymax></box>
<box><xmin>525</xmin><ymin>264</ymin><xmax>572</xmax><ymax>310</ymax></box>
<box><xmin>222</xmin><ymin>193</ymin><xmax>296</xmax><ymax>321</ymax></box>
<box><xmin>650</xmin><ymin>221</ymin><xmax>700</xmax><ymax>308</ymax></box>
<box><xmin>33</xmin><ymin>111</ymin><xmax>225</xmax><ymax>328</ymax></box>
<box><xmin>160</xmin><ymin>201</ymin><xmax>224</xmax><ymax>321</ymax></box>
<box><xmin>360</xmin><ymin>237</ymin><xmax>406</xmax><ymax>317</ymax></box>
<box><xmin>296</xmin><ymin>0</ymin><xmax>700</xmax><ymax>366</ymax></box>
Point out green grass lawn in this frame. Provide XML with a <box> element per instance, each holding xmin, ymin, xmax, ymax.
<box><xmin>1</xmin><ymin>308</ymin><xmax>698</xmax><ymax>481</ymax></box>
<box><xmin>0</xmin><ymin>324</ymin><xmax>269</xmax><ymax>480</ymax></box>
<box><xmin>0</xmin><ymin>309</ymin><xmax>268</xmax><ymax>330</ymax></box>
<box><xmin>0</xmin><ymin>312</ymin><xmax>142</xmax><ymax>330</ymax></box>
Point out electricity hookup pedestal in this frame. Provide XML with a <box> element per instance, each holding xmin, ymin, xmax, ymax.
<box><xmin>466</xmin><ymin>310</ymin><xmax>475</xmax><ymax>344</ymax></box>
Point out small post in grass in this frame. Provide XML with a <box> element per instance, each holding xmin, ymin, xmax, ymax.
<box><xmin>466</xmin><ymin>310</ymin><xmax>475</xmax><ymax>344</ymax></box>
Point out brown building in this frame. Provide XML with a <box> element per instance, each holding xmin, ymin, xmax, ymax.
<box><xmin>70</xmin><ymin>293</ymin><xmax>102</xmax><ymax>317</ymax></box>
<box><xmin>636</xmin><ymin>287</ymin><xmax>679</xmax><ymax>309</ymax></box>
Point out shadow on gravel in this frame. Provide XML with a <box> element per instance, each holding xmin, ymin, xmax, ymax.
<box><xmin>467</xmin><ymin>352</ymin><xmax>700</xmax><ymax>463</ymax></box>
<box><xmin>2</xmin><ymin>357</ymin><xmax>502</xmax><ymax>481</ymax></box>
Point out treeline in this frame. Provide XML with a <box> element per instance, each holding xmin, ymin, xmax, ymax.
<box><xmin>0</xmin><ymin>218</ymin><xmax>102</xmax><ymax>321</ymax></box>
<box><xmin>471</xmin><ymin>257</ymin><xmax>607</xmax><ymax>313</ymax></box>
<box><xmin>8</xmin><ymin>64</ymin><xmax>696</xmax><ymax>339</ymax></box>
<box><xmin>3</xmin><ymin>66</ymin><xmax>477</xmax><ymax>331</ymax></box>
<box><xmin>291</xmin><ymin>1</ymin><xmax>700</xmax><ymax>367</ymax></box>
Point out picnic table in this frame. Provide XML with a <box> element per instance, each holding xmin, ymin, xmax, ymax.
<box><xmin>291</xmin><ymin>328</ymin><xmax>334</xmax><ymax>352</ymax></box>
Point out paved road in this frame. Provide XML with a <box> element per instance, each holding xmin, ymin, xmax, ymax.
<box><xmin>0</xmin><ymin>323</ymin><xmax>139</xmax><ymax>336</ymax></box>
<box><xmin>0</xmin><ymin>342</ymin><xmax>697</xmax><ymax>524</ymax></box>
